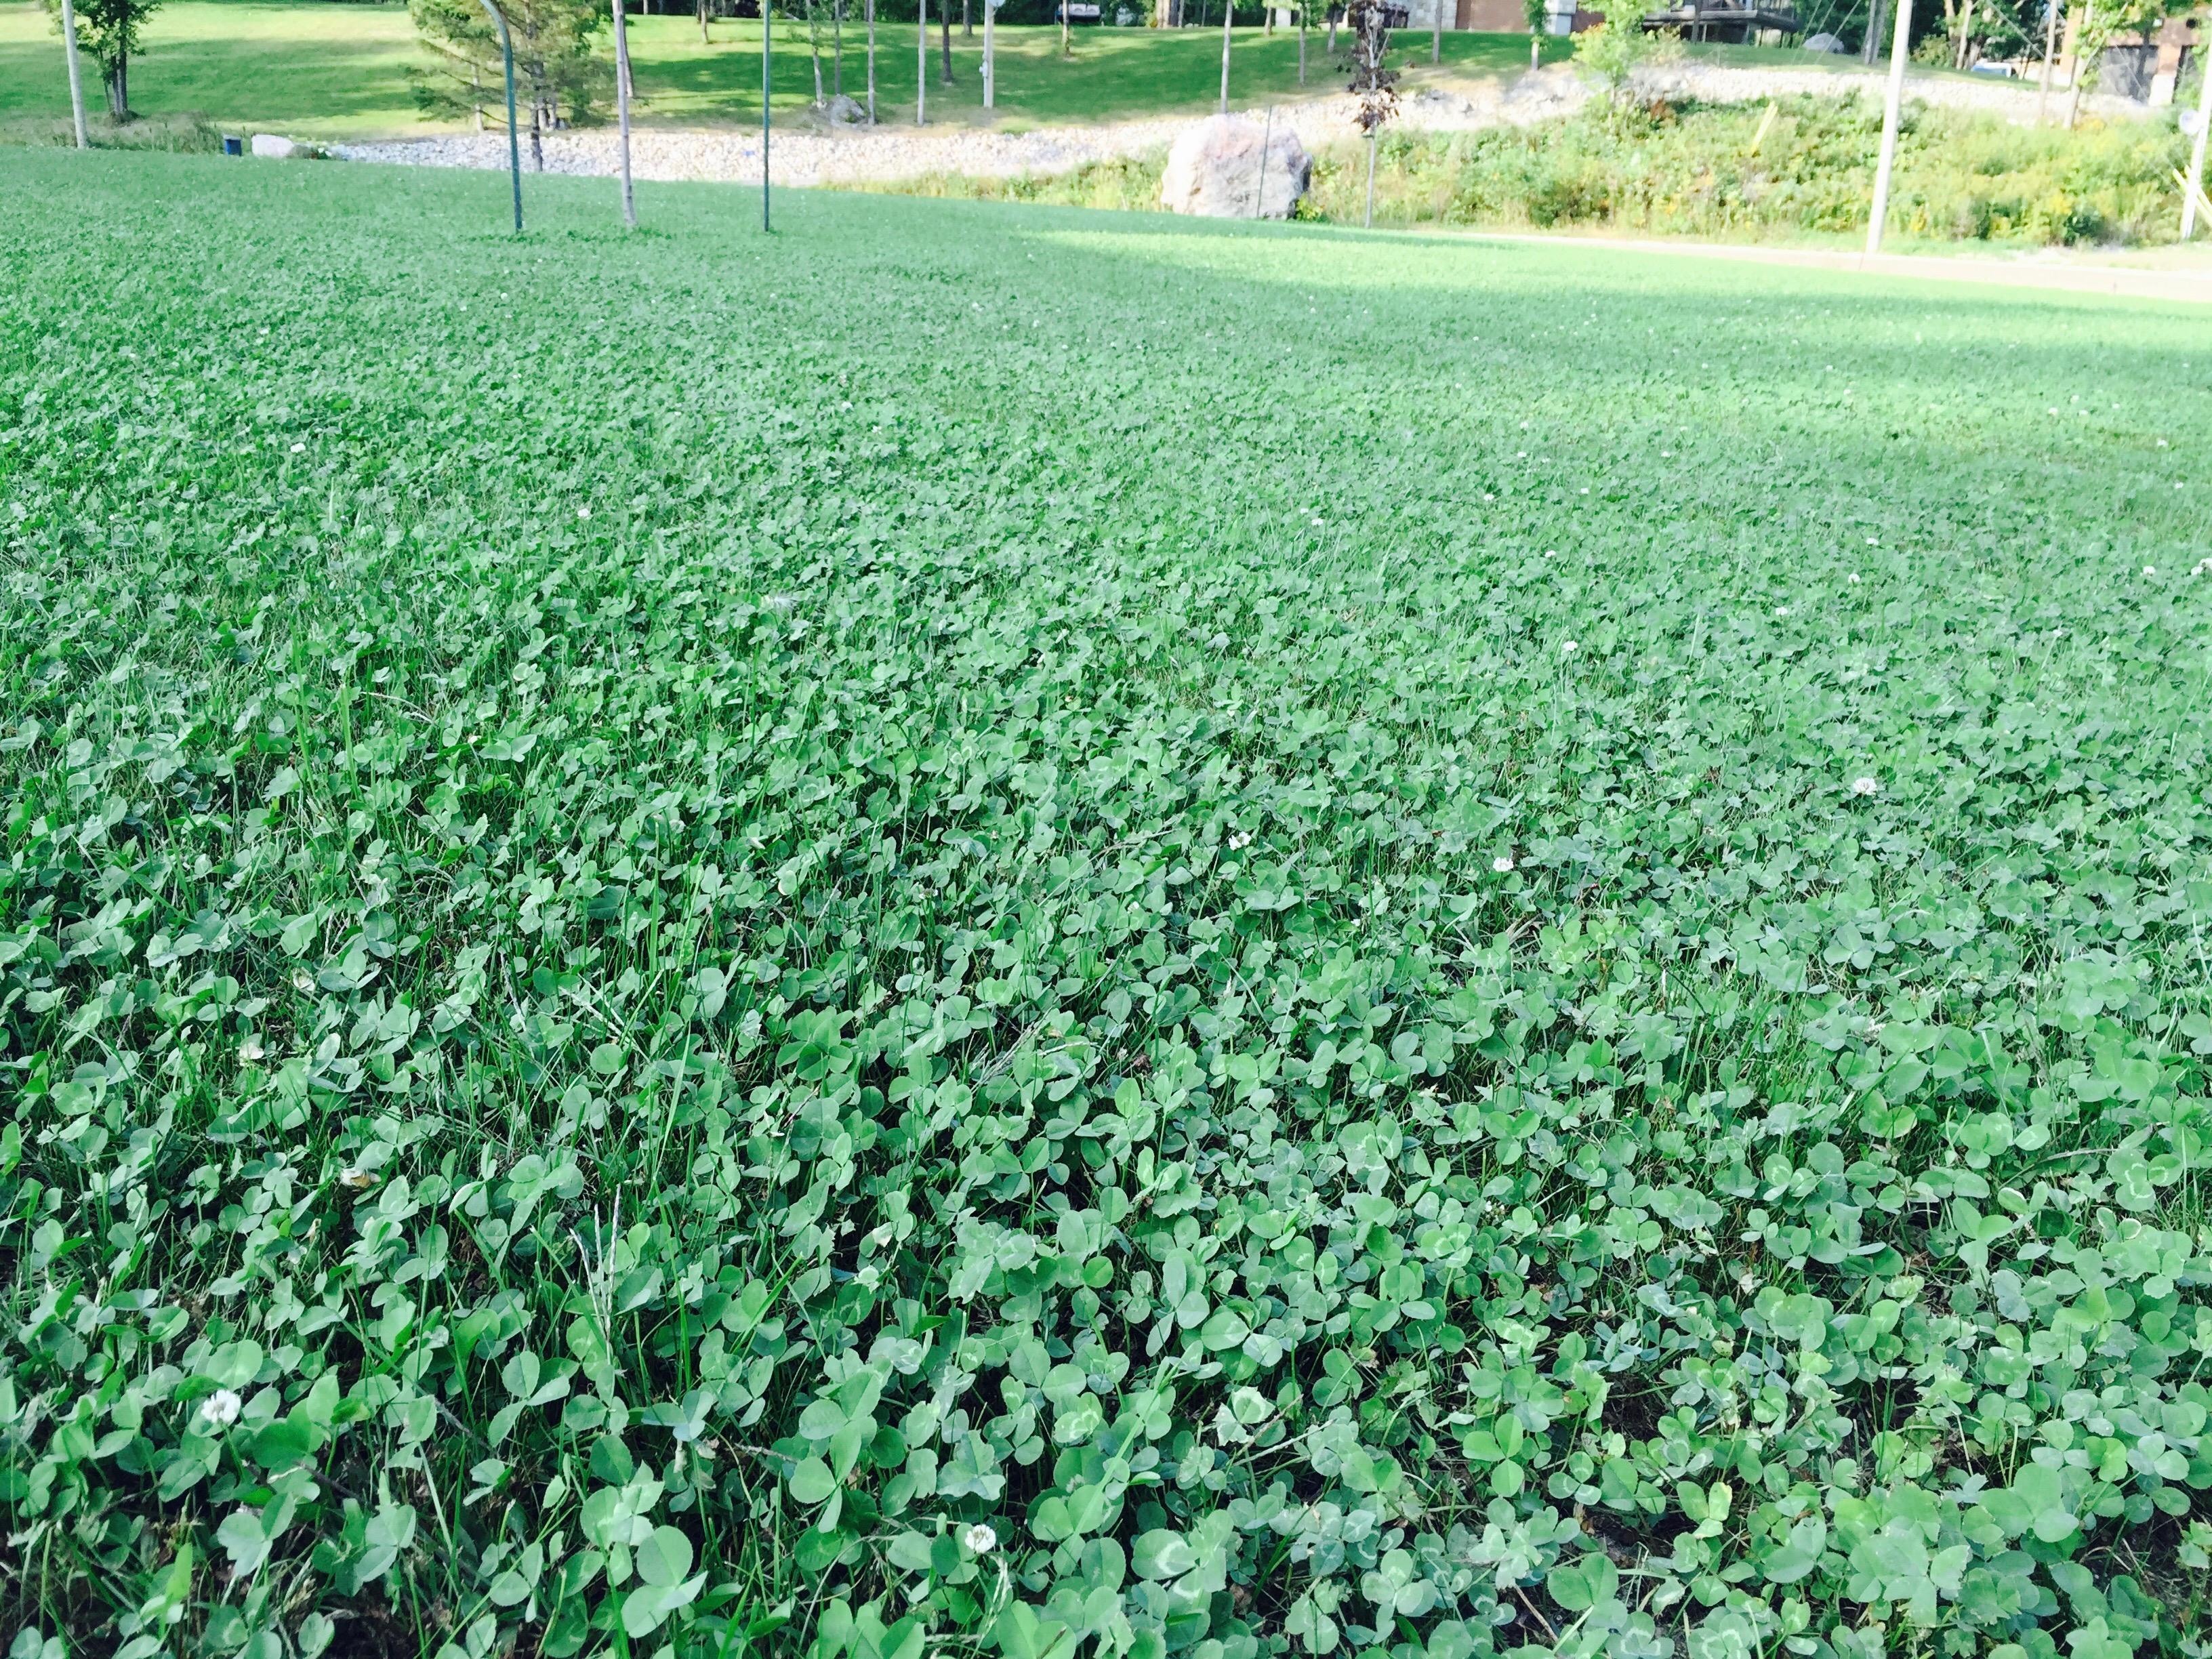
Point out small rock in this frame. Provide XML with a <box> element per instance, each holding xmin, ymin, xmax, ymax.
<box><xmin>1803</xmin><ymin>32</ymin><xmax>1847</xmax><ymax>52</ymax></box>
<box><xmin>824</xmin><ymin>94</ymin><xmax>869</xmax><ymax>127</ymax></box>
<box><xmin>250</xmin><ymin>133</ymin><xmax>300</xmax><ymax>159</ymax></box>
<box><xmin>1160</xmin><ymin>115</ymin><xmax>1310</xmax><ymax>220</ymax></box>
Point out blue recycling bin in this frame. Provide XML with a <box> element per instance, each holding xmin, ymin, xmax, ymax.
<box><xmin>223</xmin><ymin>136</ymin><xmax>243</xmax><ymax>156</ymax></box>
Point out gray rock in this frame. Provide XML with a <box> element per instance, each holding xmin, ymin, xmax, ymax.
<box><xmin>825</xmin><ymin>94</ymin><xmax>869</xmax><ymax>127</ymax></box>
<box><xmin>1160</xmin><ymin>115</ymin><xmax>1310</xmax><ymax>220</ymax></box>
<box><xmin>250</xmin><ymin>133</ymin><xmax>300</xmax><ymax>159</ymax></box>
<box><xmin>1802</xmin><ymin>32</ymin><xmax>1847</xmax><ymax>52</ymax></box>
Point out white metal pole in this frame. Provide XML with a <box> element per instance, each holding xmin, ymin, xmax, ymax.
<box><xmin>983</xmin><ymin>0</ymin><xmax>995</xmax><ymax>106</ymax></box>
<box><xmin>58</xmin><ymin>0</ymin><xmax>89</xmax><ymax>148</ymax></box>
<box><xmin>917</xmin><ymin>0</ymin><xmax>926</xmax><ymax>121</ymax></box>
<box><xmin>2186</xmin><ymin>51</ymin><xmax>2212</xmax><ymax>237</ymax></box>
<box><xmin>612</xmin><ymin>0</ymin><xmax>637</xmax><ymax>226</ymax></box>
<box><xmin>1865</xmin><ymin>0</ymin><xmax>1913</xmax><ymax>255</ymax></box>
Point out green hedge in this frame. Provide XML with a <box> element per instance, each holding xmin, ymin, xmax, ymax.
<box><xmin>1309</xmin><ymin>95</ymin><xmax>2194</xmax><ymax>245</ymax></box>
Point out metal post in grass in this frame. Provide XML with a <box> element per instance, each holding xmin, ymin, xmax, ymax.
<box><xmin>58</xmin><ymin>0</ymin><xmax>89</xmax><ymax>149</ymax></box>
<box><xmin>762</xmin><ymin>0</ymin><xmax>774</xmax><ymax>230</ymax></box>
<box><xmin>1864</xmin><ymin>0</ymin><xmax>1912</xmax><ymax>255</ymax></box>
<box><xmin>478</xmin><ymin>0</ymin><xmax>524</xmax><ymax>232</ymax></box>
<box><xmin>984</xmin><ymin>0</ymin><xmax>996</xmax><ymax>108</ymax></box>
<box><xmin>1254</xmin><ymin>104</ymin><xmax>1271</xmax><ymax>216</ymax></box>
<box><xmin>1220</xmin><ymin>0</ymin><xmax>1233</xmax><ymax>115</ymax></box>
<box><xmin>612</xmin><ymin>0</ymin><xmax>638</xmax><ymax>227</ymax></box>
<box><xmin>1364</xmin><ymin>131</ymin><xmax>1376</xmax><ymax>226</ymax></box>
<box><xmin>917</xmin><ymin>0</ymin><xmax>927</xmax><ymax>121</ymax></box>
<box><xmin>2184</xmin><ymin>52</ymin><xmax>2212</xmax><ymax>238</ymax></box>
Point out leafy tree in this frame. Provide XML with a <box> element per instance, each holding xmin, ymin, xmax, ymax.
<box><xmin>1573</xmin><ymin>0</ymin><xmax>1679</xmax><ymax>88</ymax></box>
<box><xmin>42</xmin><ymin>0</ymin><xmax>159</xmax><ymax>119</ymax></box>
<box><xmin>409</xmin><ymin>0</ymin><xmax>609</xmax><ymax>167</ymax></box>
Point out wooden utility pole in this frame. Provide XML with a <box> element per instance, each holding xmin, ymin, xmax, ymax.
<box><xmin>1865</xmin><ymin>0</ymin><xmax>1912</xmax><ymax>253</ymax></box>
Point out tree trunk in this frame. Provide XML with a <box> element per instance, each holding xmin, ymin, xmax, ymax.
<box><xmin>833</xmin><ymin>0</ymin><xmax>844</xmax><ymax>98</ymax></box>
<box><xmin>865</xmin><ymin>0</ymin><xmax>876</xmax><ymax>119</ymax></box>
<box><xmin>806</xmin><ymin>0</ymin><xmax>825</xmax><ymax>104</ymax></box>
<box><xmin>1061</xmin><ymin>0</ymin><xmax>1071</xmax><ymax>57</ymax></box>
<box><xmin>107</xmin><ymin>53</ymin><xmax>128</xmax><ymax>119</ymax></box>
<box><xmin>1326</xmin><ymin>7</ymin><xmax>1336</xmax><ymax>54</ymax></box>
<box><xmin>941</xmin><ymin>5</ymin><xmax>954</xmax><ymax>79</ymax></box>
<box><xmin>1952</xmin><ymin>0</ymin><xmax>1975</xmax><ymax>67</ymax></box>
<box><xmin>983</xmin><ymin>0</ymin><xmax>994</xmax><ymax>106</ymax></box>
<box><xmin>2064</xmin><ymin>0</ymin><xmax>2093</xmax><ymax>126</ymax></box>
<box><xmin>2035</xmin><ymin>0</ymin><xmax>2060</xmax><ymax>122</ymax></box>
<box><xmin>615</xmin><ymin>0</ymin><xmax>637</xmax><ymax>224</ymax></box>
<box><xmin>1298</xmin><ymin>5</ymin><xmax>1305</xmax><ymax>81</ymax></box>
<box><xmin>964</xmin><ymin>0</ymin><xmax>972</xmax><ymax>37</ymax></box>
<box><xmin>699</xmin><ymin>0</ymin><xmax>710</xmax><ymax>43</ymax></box>
<box><xmin>1861</xmin><ymin>0</ymin><xmax>1885</xmax><ymax>64</ymax></box>
<box><xmin>1432</xmin><ymin>0</ymin><xmax>1441</xmax><ymax>64</ymax></box>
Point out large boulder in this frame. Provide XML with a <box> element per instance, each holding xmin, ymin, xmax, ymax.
<box><xmin>824</xmin><ymin>94</ymin><xmax>869</xmax><ymax>127</ymax></box>
<box><xmin>1802</xmin><ymin>31</ymin><xmax>1847</xmax><ymax>52</ymax></box>
<box><xmin>250</xmin><ymin>133</ymin><xmax>300</xmax><ymax>159</ymax></box>
<box><xmin>1160</xmin><ymin>115</ymin><xmax>1310</xmax><ymax>220</ymax></box>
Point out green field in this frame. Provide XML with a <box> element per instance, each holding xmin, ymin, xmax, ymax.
<box><xmin>0</xmin><ymin>0</ymin><xmax>1570</xmax><ymax>138</ymax></box>
<box><xmin>5</xmin><ymin>151</ymin><xmax>2212</xmax><ymax>1659</ymax></box>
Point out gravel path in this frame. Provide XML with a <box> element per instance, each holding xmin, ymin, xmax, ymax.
<box><xmin>330</xmin><ymin>63</ymin><xmax>2151</xmax><ymax>188</ymax></box>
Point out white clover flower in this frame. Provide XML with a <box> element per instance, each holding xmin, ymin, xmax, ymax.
<box><xmin>289</xmin><ymin>442</ymin><xmax>306</xmax><ymax>453</ymax></box>
<box><xmin>2142</xmin><ymin>565</ymin><xmax>2156</xmax><ymax>576</ymax></box>
<box><xmin>1774</xmin><ymin>606</ymin><xmax>1790</xmax><ymax>617</ymax></box>
<box><xmin>1847</xmin><ymin>573</ymin><xmax>1861</xmax><ymax>584</ymax></box>
<box><xmin>340</xmin><ymin>1167</ymin><xmax>375</xmax><ymax>1190</ymax></box>
<box><xmin>239</xmin><ymin>1035</ymin><xmax>264</xmax><ymax>1061</ymax></box>
<box><xmin>1493</xmin><ymin>855</ymin><xmax>1515</xmax><ymax>874</ymax></box>
<box><xmin>577</xmin><ymin>506</ymin><xmax>592</xmax><ymax>520</ymax></box>
<box><xmin>1561</xmin><ymin>640</ymin><xmax>1577</xmax><ymax>653</ymax></box>
<box><xmin>201</xmin><ymin>1389</ymin><xmax>243</xmax><ymax>1428</ymax></box>
<box><xmin>964</xmin><ymin>1523</ymin><xmax>998</xmax><ymax>1555</ymax></box>
<box><xmin>1851</xmin><ymin>776</ymin><xmax>1881</xmax><ymax>797</ymax></box>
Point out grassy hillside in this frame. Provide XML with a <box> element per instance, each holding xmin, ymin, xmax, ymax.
<box><xmin>0</xmin><ymin>0</ymin><xmax>1565</xmax><ymax>139</ymax></box>
<box><xmin>3</xmin><ymin>152</ymin><xmax>2211</xmax><ymax>1659</ymax></box>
